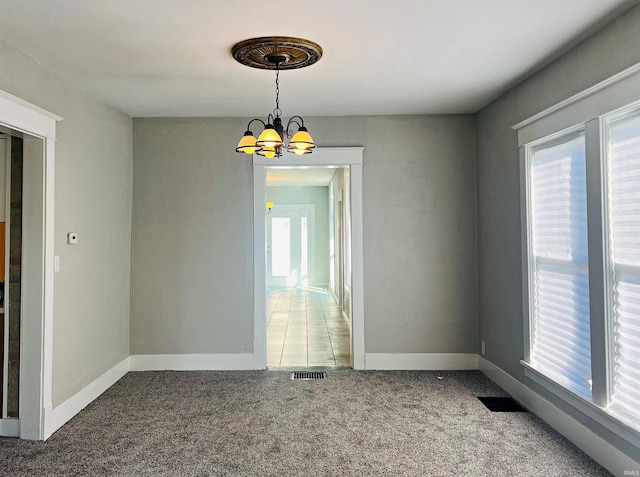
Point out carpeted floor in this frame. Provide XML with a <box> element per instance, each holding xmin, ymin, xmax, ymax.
<box><xmin>0</xmin><ymin>370</ymin><xmax>611</xmax><ymax>476</ymax></box>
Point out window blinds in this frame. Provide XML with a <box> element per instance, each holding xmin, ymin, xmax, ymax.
<box><xmin>606</xmin><ymin>110</ymin><xmax>640</xmax><ymax>429</ymax></box>
<box><xmin>529</xmin><ymin>132</ymin><xmax>592</xmax><ymax>398</ymax></box>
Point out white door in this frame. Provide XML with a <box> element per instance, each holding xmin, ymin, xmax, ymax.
<box><xmin>267</xmin><ymin>204</ymin><xmax>314</xmax><ymax>288</ymax></box>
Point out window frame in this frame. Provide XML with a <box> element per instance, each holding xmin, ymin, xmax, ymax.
<box><xmin>516</xmin><ymin>64</ymin><xmax>640</xmax><ymax>448</ymax></box>
<box><xmin>523</xmin><ymin>125</ymin><xmax>593</xmax><ymax>400</ymax></box>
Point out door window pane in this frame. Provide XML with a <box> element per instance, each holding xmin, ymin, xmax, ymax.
<box><xmin>301</xmin><ymin>217</ymin><xmax>308</xmax><ymax>286</ymax></box>
<box><xmin>271</xmin><ymin>218</ymin><xmax>290</xmax><ymax>277</ymax></box>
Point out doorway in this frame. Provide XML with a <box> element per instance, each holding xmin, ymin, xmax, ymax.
<box><xmin>0</xmin><ymin>89</ymin><xmax>59</xmax><ymax>440</ymax></box>
<box><xmin>265</xmin><ymin>173</ymin><xmax>350</xmax><ymax>368</ymax></box>
<box><xmin>253</xmin><ymin>148</ymin><xmax>365</xmax><ymax>370</ymax></box>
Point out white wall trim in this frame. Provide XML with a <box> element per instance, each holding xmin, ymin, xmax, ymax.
<box><xmin>0</xmin><ymin>88</ymin><xmax>61</xmax><ymax>440</ymax></box>
<box><xmin>513</xmin><ymin>63</ymin><xmax>640</xmax><ymax>146</ymax></box>
<box><xmin>349</xmin><ymin>161</ymin><xmax>365</xmax><ymax>370</ymax></box>
<box><xmin>0</xmin><ymin>90</ymin><xmax>62</xmax><ymax>140</ymax></box>
<box><xmin>341</xmin><ymin>309</ymin><xmax>351</xmax><ymax>327</ymax></box>
<box><xmin>253</xmin><ymin>147</ymin><xmax>364</xmax><ymax>166</ymax></box>
<box><xmin>365</xmin><ymin>353</ymin><xmax>478</xmax><ymax>370</ymax></box>
<box><xmin>512</xmin><ymin>62</ymin><xmax>640</xmax><ymax>130</ymax></box>
<box><xmin>45</xmin><ymin>356</ymin><xmax>130</xmax><ymax>440</ymax></box>
<box><xmin>479</xmin><ymin>356</ymin><xmax>640</xmax><ymax>476</ymax></box>
<box><xmin>0</xmin><ymin>418</ymin><xmax>19</xmax><ymax>437</ymax></box>
<box><xmin>129</xmin><ymin>354</ymin><xmax>257</xmax><ymax>371</ymax></box>
<box><xmin>253</xmin><ymin>147</ymin><xmax>366</xmax><ymax>369</ymax></box>
<box><xmin>253</xmin><ymin>165</ymin><xmax>267</xmax><ymax>370</ymax></box>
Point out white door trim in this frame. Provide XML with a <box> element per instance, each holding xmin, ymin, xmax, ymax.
<box><xmin>0</xmin><ymin>89</ymin><xmax>61</xmax><ymax>440</ymax></box>
<box><xmin>253</xmin><ymin>148</ymin><xmax>365</xmax><ymax>369</ymax></box>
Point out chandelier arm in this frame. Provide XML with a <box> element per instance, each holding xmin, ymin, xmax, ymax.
<box><xmin>246</xmin><ymin>118</ymin><xmax>266</xmax><ymax>131</ymax></box>
<box><xmin>286</xmin><ymin>116</ymin><xmax>304</xmax><ymax>132</ymax></box>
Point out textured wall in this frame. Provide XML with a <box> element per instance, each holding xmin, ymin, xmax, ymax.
<box><xmin>476</xmin><ymin>4</ymin><xmax>640</xmax><ymax>460</ymax></box>
<box><xmin>266</xmin><ymin>186</ymin><xmax>330</xmax><ymax>285</ymax></box>
<box><xmin>0</xmin><ymin>40</ymin><xmax>133</xmax><ymax>407</ymax></box>
<box><xmin>131</xmin><ymin>118</ymin><xmax>254</xmax><ymax>354</ymax></box>
<box><xmin>132</xmin><ymin>115</ymin><xmax>477</xmax><ymax>355</ymax></box>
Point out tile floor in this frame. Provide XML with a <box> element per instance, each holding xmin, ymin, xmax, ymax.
<box><xmin>267</xmin><ymin>287</ymin><xmax>351</xmax><ymax>367</ymax></box>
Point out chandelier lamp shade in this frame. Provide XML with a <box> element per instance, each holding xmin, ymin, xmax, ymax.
<box><xmin>232</xmin><ymin>37</ymin><xmax>322</xmax><ymax>158</ymax></box>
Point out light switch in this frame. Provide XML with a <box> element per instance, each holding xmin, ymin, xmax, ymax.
<box><xmin>67</xmin><ymin>232</ymin><xmax>78</xmax><ymax>245</ymax></box>
<box><xmin>54</xmin><ymin>255</ymin><xmax>60</xmax><ymax>272</ymax></box>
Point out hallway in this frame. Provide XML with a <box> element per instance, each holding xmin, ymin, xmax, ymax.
<box><xmin>267</xmin><ymin>287</ymin><xmax>351</xmax><ymax>367</ymax></box>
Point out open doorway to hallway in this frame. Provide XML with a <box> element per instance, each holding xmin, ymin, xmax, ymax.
<box><xmin>0</xmin><ymin>119</ymin><xmax>46</xmax><ymax>439</ymax></box>
<box><xmin>266</xmin><ymin>166</ymin><xmax>352</xmax><ymax>368</ymax></box>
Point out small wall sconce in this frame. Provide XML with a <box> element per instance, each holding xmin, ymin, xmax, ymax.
<box><xmin>266</xmin><ymin>201</ymin><xmax>274</xmax><ymax>215</ymax></box>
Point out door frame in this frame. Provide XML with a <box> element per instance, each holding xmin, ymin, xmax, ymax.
<box><xmin>0</xmin><ymin>89</ymin><xmax>61</xmax><ymax>440</ymax></box>
<box><xmin>267</xmin><ymin>204</ymin><xmax>316</xmax><ymax>288</ymax></box>
<box><xmin>253</xmin><ymin>147</ymin><xmax>365</xmax><ymax>369</ymax></box>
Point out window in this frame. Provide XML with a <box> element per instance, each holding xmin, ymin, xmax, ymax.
<box><xmin>604</xmin><ymin>108</ymin><xmax>640</xmax><ymax>428</ymax></box>
<box><xmin>516</xmin><ymin>65</ymin><xmax>640</xmax><ymax>456</ymax></box>
<box><xmin>527</xmin><ymin>130</ymin><xmax>592</xmax><ymax>398</ymax></box>
<box><xmin>521</xmin><ymin>103</ymin><xmax>640</xmax><ymax>438</ymax></box>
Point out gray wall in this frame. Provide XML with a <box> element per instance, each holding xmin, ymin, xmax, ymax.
<box><xmin>266</xmin><ymin>186</ymin><xmax>330</xmax><ymax>286</ymax></box>
<box><xmin>0</xmin><ymin>40</ymin><xmax>133</xmax><ymax>407</ymax></box>
<box><xmin>476</xmin><ymin>4</ymin><xmax>640</xmax><ymax>459</ymax></box>
<box><xmin>132</xmin><ymin>115</ymin><xmax>477</xmax><ymax>355</ymax></box>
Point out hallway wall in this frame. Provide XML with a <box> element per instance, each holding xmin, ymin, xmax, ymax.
<box><xmin>131</xmin><ymin>115</ymin><xmax>477</xmax><ymax>355</ymax></box>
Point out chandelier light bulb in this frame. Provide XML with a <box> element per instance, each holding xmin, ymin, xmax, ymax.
<box><xmin>256</xmin><ymin>125</ymin><xmax>283</xmax><ymax>149</ymax></box>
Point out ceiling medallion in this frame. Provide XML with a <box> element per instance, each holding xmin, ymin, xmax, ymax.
<box><xmin>231</xmin><ymin>36</ymin><xmax>323</xmax><ymax>71</ymax></box>
<box><xmin>232</xmin><ymin>37</ymin><xmax>322</xmax><ymax>158</ymax></box>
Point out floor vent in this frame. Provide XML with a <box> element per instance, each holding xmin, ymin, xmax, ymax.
<box><xmin>477</xmin><ymin>396</ymin><xmax>527</xmax><ymax>412</ymax></box>
<box><xmin>291</xmin><ymin>371</ymin><xmax>327</xmax><ymax>381</ymax></box>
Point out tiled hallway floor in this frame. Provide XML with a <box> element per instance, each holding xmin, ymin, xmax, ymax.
<box><xmin>267</xmin><ymin>287</ymin><xmax>351</xmax><ymax>367</ymax></box>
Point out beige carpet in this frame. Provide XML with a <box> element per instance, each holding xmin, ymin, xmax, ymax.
<box><xmin>0</xmin><ymin>370</ymin><xmax>610</xmax><ymax>476</ymax></box>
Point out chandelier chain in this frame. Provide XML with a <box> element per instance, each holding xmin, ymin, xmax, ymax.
<box><xmin>274</xmin><ymin>64</ymin><xmax>282</xmax><ymax>118</ymax></box>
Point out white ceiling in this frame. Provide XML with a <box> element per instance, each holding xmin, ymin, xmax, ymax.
<box><xmin>0</xmin><ymin>0</ymin><xmax>636</xmax><ymax>117</ymax></box>
<box><xmin>267</xmin><ymin>167</ymin><xmax>339</xmax><ymax>187</ymax></box>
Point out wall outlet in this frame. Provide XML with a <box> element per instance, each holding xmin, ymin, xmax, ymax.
<box><xmin>481</xmin><ymin>341</ymin><xmax>486</xmax><ymax>356</ymax></box>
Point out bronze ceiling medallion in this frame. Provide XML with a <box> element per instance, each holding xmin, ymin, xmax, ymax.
<box><xmin>231</xmin><ymin>36</ymin><xmax>323</xmax><ymax>70</ymax></box>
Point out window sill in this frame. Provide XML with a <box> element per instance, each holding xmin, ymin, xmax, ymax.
<box><xmin>521</xmin><ymin>360</ymin><xmax>640</xmax><ymax>446</ymax></box>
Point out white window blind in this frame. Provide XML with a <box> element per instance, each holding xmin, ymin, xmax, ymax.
<box><xmin>605</xmin><ymin>109</ymin><xmax>640</xmax><ymax>430</ymax></box>
<box><xmin>529</xmin><ymin>131</ymin><xmax>592</xmax><ymax>398</ymax></box>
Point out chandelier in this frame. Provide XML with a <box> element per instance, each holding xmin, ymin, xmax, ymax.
<box><xmin>232</xmin><ymin>37</ymin><xmax>323</xmax><ymax>158</ymax></box>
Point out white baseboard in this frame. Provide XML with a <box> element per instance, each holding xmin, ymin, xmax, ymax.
<box><xmin>0</xmin><ymin>418</ymin><xmax>20</xmax><ymax>437</ymax></box>
<box><xmin>341</xmin><ymin>309</ymin><xmax>351</xmax><ymax>327</ymax></box>
<box><xmin>478</xmin><ymin>356</ymin><xmax>639</xmax><ymax>476</ymax></box>
<box><xmin>129</xmin><ymin>353</ymin><xmax>257</xmax><ymax>371</ymax></box>
<box><xmin>45</xmin><ymin>356</ymin><xmax>130</xmax><ymax>440</ymax></box>
<box><xmin>365</xmin><ymin>353</ymin><xmax>478</xmax><ymax>370</ymax></box>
